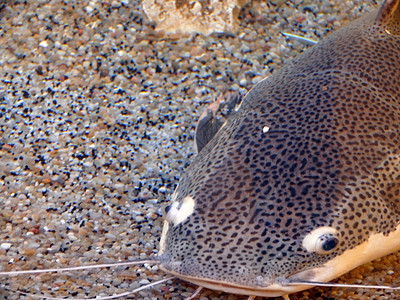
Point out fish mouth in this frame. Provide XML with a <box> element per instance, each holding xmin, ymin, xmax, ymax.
<box><xmin>159</xmin><ymin>264</ymin><xmax>313</xmax><ymax>297</ymax></box>
<box><xmin>159</xmin><ymin>220</ymin><xmax>400</xmax><ymax>296</ymax></box>
<box><xmin>159</xmin><ymin>221</ymin><xmax>316</xmax><ymax>296</ymax></box>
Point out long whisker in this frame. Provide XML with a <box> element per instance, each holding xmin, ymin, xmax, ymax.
<box><xmin>184</xmin><ymin>286</ymin><xmax>203</xmax><ymax>300</ymax></box>
<box><xmin>85</xmin><ymin>276</ymin><xmax>176</xmax><ymax>300</ymax></box>
<box><xmin>0</xmin><ymin>260</ymin><xmax>159</xmax><ymax>276</ymax></box>
<box><xmin>281</xmin><ymin>32</ymin><xmax>318</xmax><ymax>45</ymax></box>
<box><xmin>8</xmin><ymin>276</ymin><xmax>176</xmax><ymax>300</ymax></box>
<box><xmin>286</xmin><ymin>280</ymin><xmax>400</xmax><ymax>290</ymax></box>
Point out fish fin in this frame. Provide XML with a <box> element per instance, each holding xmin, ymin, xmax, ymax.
<box><xmin>194</xmin><ymin>92</ymin><xmax>242</xmax><ymax>153</ymax></box>
<box><xmin>375</xmin><ymin>0</ymin><xmax>400</xmax><ymax>34</ymax></box>
<box><xmin>224</xmin><ymin>92</ymin><xmax>243</xmax><ymax>113</ymax></box>
<box><xmin>195</xmin><ymin>105</ymin><xmax>224</xmax><ymax>153</ymax></box>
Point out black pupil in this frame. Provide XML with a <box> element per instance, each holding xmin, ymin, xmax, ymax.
<box><xmin>322</xmin><ymin>237</ymin><xmax>339</xmax><ymax>251</ymax></box>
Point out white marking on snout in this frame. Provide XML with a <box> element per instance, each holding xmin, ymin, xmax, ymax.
<box><xmin>165</xmin><ymin>195</ymin><xmax>195</xmax><ymax>226</ymax></box>
<box><xmin>160</xmin><ymin>195</ymin><xmax>196</xmax><ymax>254</ymax></box>
<box><xmin>159</xmin><ymin>220</ymin><xmax>169</xmax><ymax>255</ymax></box>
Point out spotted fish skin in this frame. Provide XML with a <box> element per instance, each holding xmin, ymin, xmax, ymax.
<box><xmin>160</xmin><ymin>0</ymin><xmax>400</xmax><ymax>296</ymax></box>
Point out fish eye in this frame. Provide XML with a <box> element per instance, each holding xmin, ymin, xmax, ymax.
<box><xmin>302</xmin><ymin>226</ymin><xmax>340</xmax><ymax>254</ymax></box>
<box><xmin>316</xmin><ymin>233</ymin><xmax>339</xmax><ymax>254</ymax></box>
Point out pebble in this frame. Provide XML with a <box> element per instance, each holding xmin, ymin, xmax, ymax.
<box><xmin>0</xmin><ymin>1</ymin><xmax>392</xmax><ymax>300</ymax></box>
<box><xmin>0</xmin><ymin>243</ymin><xmax>12</xmax><ymax>250</ymax></box>
<box><xmin>38</xmin><ymin>40</ymin><xmax>48</xmax><ymax>48</ymax></box>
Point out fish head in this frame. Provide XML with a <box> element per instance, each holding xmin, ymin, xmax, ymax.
<box><xmin>158</xmin><ymin>0</ymin><xmax>400</xmax><ymax>297</ymax></box>
<box><xmin>159</xmin><ymin>109</ymin><xmax>400</xmax><ymax>297</ymax></box>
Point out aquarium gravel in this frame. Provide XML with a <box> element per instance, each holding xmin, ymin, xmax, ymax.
<box><xmin>0</xmin><ymin>0</ymin><xmax>399</xmax><ymax>299</ymax></box>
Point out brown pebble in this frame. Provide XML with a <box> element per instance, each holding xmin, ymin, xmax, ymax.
<box><xmin>41</xmin><ymin>178</ymin><xmax>52</xmax><ymax>184</ymax></box>
<box><xmin>28</xmin><ymin>227</ymin><xmax>39</xmax><ymax>234</ymax></box>
<box><xmin>39</xmin><ymin>274</ymin><xmax>52</xmax><ymax>282</ymax></box>
<box><xmin>78</xmin><ymin>228</ymin><xmax>88</xmax><ymax>237</ymax></box>
<box><xmin>190</xmin><ymin>46</ymin><xmax>205</xmax><ymax>57</ymax></box>
<box><xmin>21</xmin><ymin>248</ymin><xmax>35</xmax><ymax>256</ymax></box>
<box><xmin>2</xmin><ymin>144</ymin><xmax>13</xmax><ymax>150</ymax></box>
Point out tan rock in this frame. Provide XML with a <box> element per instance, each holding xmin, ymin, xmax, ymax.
<box><xmin>142</xmin><ymin>0</ymin><xmax>250</xmax><ymax>35</ymax></box>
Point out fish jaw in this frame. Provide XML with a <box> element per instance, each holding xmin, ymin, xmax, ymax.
<box><xmin>158</xmin><ymin>259</ymin><xmax>309</xmax><ymax>297</ymax></box>
<box><xmin>159</xmin><ymin>219</ymin><xmax>307</xmax><ymax>297</ymax></box>
<box><xmin>159</xmin><ymin>221</ymin><xmax>400</xmax><ymax>298</ymax></box>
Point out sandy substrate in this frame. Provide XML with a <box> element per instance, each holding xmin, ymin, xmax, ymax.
<box><xmin>0</xmin><ymin>0</ymin><xmax>399</xmax><ymax>299</ymax></box>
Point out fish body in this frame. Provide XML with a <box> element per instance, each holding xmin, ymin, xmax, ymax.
<box><xmin>159</xmin><ymin>0</ymin><xmax>400</xmax><ymax>297</ymax></box>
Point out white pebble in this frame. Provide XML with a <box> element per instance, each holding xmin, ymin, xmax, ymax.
<box><xmin>239</xmin><ymin>78</ymin><xmax>247</xmax><ymax>86</ymax></box>
<box><xmin>83</xmin><ymin>161</ymin><xmax>93</xmax><ymax>167</ymax></box>
<box><xmin>39</xmin><ymin>40</ymin><xmax>48</xmax><ymax>48</ymax></box>
<box><xmin>85</xmin><ymin>6</ymin><xmax>94</xmax><ymax>14</ymax></box>
<box><xmin>139</xmin><ymin>279</ymin><xmax>150</xmax><ymax>285</ymax></box>
<box><xmin>0</xmin><ymin>243</ymin><xmax>12</xmax><ymax>250</ymax></box>
<box><xmin>68</xmin><ymin>232</ymin><xmax>78</xmax><ymax>241</ymax></box>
